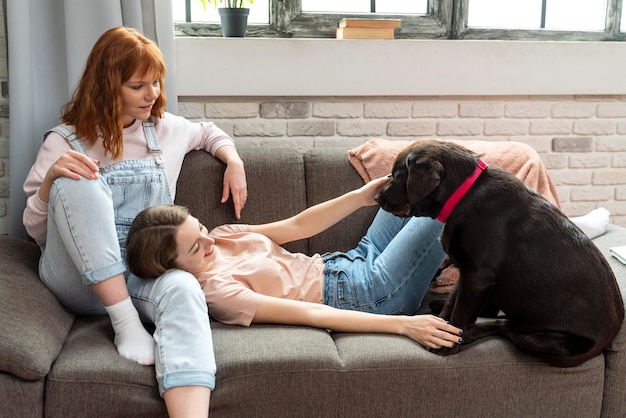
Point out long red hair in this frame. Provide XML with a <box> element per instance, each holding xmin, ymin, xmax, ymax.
<box><xmin>61</xmin><ymin>26</ymin><xmax>167</xmax><ymax>159</ymax></box>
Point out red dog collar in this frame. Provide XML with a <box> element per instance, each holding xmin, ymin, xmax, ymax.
<box><xmin>436</xmin><ymin>159</ymin><xmax>488</xmax><ymax>223</ymax></box>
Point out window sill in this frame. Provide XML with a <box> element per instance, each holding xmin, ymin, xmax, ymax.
<box><xmin>175</xmin><ymin>37</ymin><xmax>626</xmax><ymax>97</ymax></box>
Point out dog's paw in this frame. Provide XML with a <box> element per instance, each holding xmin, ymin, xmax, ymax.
<box><xmin>430</xmin><ymin>344</ymin><xmax>462</xmax><ymax>356</ymax></box>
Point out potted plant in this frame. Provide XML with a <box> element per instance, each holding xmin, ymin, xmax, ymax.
<box><xmin>200</xmin><ymin>0</ymin><xmax>254</xmax><ymax>37</ymax></box>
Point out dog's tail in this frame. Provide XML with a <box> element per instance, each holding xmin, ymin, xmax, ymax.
<box><xmin>505</xmin><ymin>330</ymin><xmax>602</xmax><ymax>367</ymax></box>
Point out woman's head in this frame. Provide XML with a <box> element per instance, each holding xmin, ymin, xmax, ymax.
<box><xmin>126</xmin><ymin>205</ymin><xmax>189</xmax><ymax>279</ymax></box>
<box><xmin>62</xmin><ymin>26</ymin><xmax>167</xmax><ymax>159</ymax></box>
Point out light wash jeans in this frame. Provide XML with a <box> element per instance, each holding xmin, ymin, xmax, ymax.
<box><xmin>39</xmin><ymin>161</ymin><xmax>216</xmax><ymax>395</ymax></box>
<box><xmin>322</xmin><ymin>209</ymin><xmax>445</xmax><ymax>315</ymax></box>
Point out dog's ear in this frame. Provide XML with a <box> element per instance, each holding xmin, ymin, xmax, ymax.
<box><xmin>406</xmin><ymin>157</ymin><xmax>442</xmax><ymax>204</ymax></box>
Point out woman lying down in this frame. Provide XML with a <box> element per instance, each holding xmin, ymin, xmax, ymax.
<box><xmin>125</xmin><ymin>176</ymin><xmax>609</xmax><ymax>349</ymax></box>
<box><xmin>126</xmin><ymin>176</ymin><xmax>465</xmax><ymax>349</ymax></box>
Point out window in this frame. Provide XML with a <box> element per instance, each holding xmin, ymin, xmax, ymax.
<box><xmin>174</xmin><ymin>0</ymin><xmax>626</xmax><ymax>40</ymax></box>
<box><xmin>172</xmin><ymin>0</ymin><xmax>269</xmax><ymax>25</ymax></box>
<box><xmin>175</xmin><ymin>0</ymin><xmax>453</xmax><ymax>38</ymax></box>
<box><xmin>301</xmin><ymin>0</ymin><xmax>428</xmax><ymax>14</ymax></box>
<box><xmin>468</xmin><ymin>0</ymin><xmax>607</xmax><ymax>31</ymax></box>
<box><xmin>462</xmin><ymin>0</ymin><xmax>624</xmax><ymax>40</ymax></box>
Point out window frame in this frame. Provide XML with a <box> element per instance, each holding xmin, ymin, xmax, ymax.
<box><xmin>454</xmin><ymin>0</ymin><xmax>626</xmax><ymax>41</ymax></box>
<box><xmin>174</xmin><ymin>0</ymin><xmax>625</xmax><ymax>41</ymax></box>
<box><xmin>175</xmin><ymin>0</ymin><xmax>453</xmax><ymax>38</ymax></box>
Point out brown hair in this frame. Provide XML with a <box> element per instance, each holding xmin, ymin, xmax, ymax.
<box><xmin>125</xmin><ymin>205</ymin><xmax>189</xmax><ymax>279</ymax></box>
<box><xmin>62</xmin><ymin>26</ymin><xmax>167</xmax><ymax>159</ymax></box>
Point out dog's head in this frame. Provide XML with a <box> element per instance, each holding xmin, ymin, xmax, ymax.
<box><xmin>375</xmin><ymin>140</ymin><xmax>479</xmax><ymax>218</ymax></box>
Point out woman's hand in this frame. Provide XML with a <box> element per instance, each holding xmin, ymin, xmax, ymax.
<box><xmin>38</xmin><ymin>150</ymin><xmax>100</xmax><ymax>203</ymax></box>
<box><xmin>400</xmin><ymin>314</ymin><xmax>463</xmax><ymax>349</ymax></box>
<box><xmin>358</xmin><ymin>176</ymin><xmax>391</xmax><ymax>206</ymax></box>
<box><xmin>47</xmin><ymin>149</ymin><xmax>100</xmax><ymax>181</ymax></box>
<box><xmin>222</xmin><ymin>158</ymin><xmax>247</xmax><ymax>219</ymax></box>
<box><xmin>215</xmin><ymin>145</ymin><xmax>248</xmax><ymax>219</ymax></box>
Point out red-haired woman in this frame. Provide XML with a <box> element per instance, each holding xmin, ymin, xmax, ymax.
<box><xmin>22</xmin><ymin>26</ymin><xmax>245</xmax><ymax>417</ymax></box>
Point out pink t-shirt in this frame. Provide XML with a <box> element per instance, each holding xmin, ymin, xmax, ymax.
<box><xmin>198</xmin><ymin>224</ymin><xmax>325</xmax><ymax>326</ymax></box>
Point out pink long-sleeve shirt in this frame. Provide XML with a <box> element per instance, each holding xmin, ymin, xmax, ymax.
<box><xmin>23</xmin><ymin>113</ymin><xmax>234</xmax><ymax>244</ymax></box>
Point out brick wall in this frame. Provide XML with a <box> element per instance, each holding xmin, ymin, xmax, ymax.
<box><xmin>179</xmin><ymin>96</ymin><xmax>626</xmax><ymax>227</ymax></box>
<box><xmin>2</xmin><ymin>86</ymin><xmax>626</xmax><ymax>232</ymax></box>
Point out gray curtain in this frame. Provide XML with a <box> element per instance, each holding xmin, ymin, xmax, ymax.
<box><xmin>7</xmin><ymin>0</ymin><xmax>176</xmax><ymax>238</ymax></box>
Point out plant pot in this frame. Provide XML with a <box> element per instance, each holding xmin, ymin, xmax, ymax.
<box><xmin>218</xmin><ymin>8</ymin><xmax>250</xmax><ymax>37</ymax></box>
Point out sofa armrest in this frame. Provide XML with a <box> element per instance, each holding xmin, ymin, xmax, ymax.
<box><xmin>592</xmin><ymin>224</ymin><xmax>626</xmax><ymax>352</ymax></box>
<box><xmin>0</xmin><ymin>236</ymin><xmax>75</xmax><ymax>380</ymax></box>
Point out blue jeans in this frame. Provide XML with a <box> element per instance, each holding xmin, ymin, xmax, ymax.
<box><xmin>39</xmin><ymin>167</ymin><xmax>215</xmax><ymax>396</ymax></box>
<box><xmin>322</xmin><ymin>209</ymin><xmax>445</xmax><ymax>315</ymax></box>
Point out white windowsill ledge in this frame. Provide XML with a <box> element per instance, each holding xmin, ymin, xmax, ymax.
<box><xmin>175</xmin><ymin>37</ymin><xmax>626</xmax><ymax>97</ymax></box>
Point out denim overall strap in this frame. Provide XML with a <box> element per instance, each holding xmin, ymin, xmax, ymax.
<box><xmin>142</xmin><ymin>120</ymin><xmax>164</xmax><ymax>167</ymax></box>
<box><xmin>45</xmin><ymin>124</ymin><xmax>89</xmax><ymax>155</ymax></box>
<box><xmin>46</xmin><ymin>122</ymin><xmax>163</xmax><ymax>162</ymax></box>
<box><xmin>44</xmin><ymin>121</ymin><xmax>173</xmax><ymax>244</ymax></box>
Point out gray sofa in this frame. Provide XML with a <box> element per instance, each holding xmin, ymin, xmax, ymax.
<box><xmin>1</xmin><ymin>142</ymin><xmax>625</xmax><ymax>417</ymax></box>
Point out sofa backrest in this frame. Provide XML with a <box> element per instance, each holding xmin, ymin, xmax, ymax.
<box><xmin>175</xmin><ymin>146</ymin><xmax>378</xmax><ymax>255</ymax></box>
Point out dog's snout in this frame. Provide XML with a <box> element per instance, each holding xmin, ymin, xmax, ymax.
<box><xmin>375</xmin><ymin>178</ymin><xmax>413</xmax><ymax>218</ymax></box>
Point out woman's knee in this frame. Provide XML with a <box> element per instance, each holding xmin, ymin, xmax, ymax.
<box><xmin>51</xmin><ymin>176</ymin><xmax>109</xmax><ymax>199</ymax></box>
<box><xmin>49</xmin><ymin>176</ymin><xmax>113</xmax><ymax>220</ymax></box>
<box><xmin>130</xmin><ymin>270</ymin><xmax>208</xmax><ymax>326</ymax></box>
<box><xmin>152</xmin><ymin>270</ymin><xmax>206</xmax><ymax>305</ymax></box>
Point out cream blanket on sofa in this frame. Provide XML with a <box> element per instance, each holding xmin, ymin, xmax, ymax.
<box><xmin>348</xmin><ymin>138</ymin><xmax>561</xmax><ymax>208</ymax></box>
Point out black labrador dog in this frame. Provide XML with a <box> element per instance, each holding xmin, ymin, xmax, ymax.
<box><xmin>375</xmin><ymin>139</ymin><xmax>624</xmax><ymax>367</ymax></box>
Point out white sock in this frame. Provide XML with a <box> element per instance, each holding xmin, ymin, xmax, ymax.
<box><xmin>570</xmin><ymin>207</ymin><xmax>610</xmax><ymax>239</ymax></box>
<box><xmin>104</xmin><ymin>297</ymin><xmax>155</xmax><ymax>365</ymax></box>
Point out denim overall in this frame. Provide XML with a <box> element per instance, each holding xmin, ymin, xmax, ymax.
<box><xmin>38</xmin><ymin>121</ymin><xmax>216</xmax><ymax>394</ymax></box>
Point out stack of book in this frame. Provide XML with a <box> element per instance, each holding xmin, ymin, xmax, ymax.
<box><xmin>335</xmin><ymin>18</ymin><xmax>401</xmax><ymax>40</ymax></box>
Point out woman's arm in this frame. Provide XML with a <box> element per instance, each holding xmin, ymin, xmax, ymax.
<box><xmin>214</xmin><ymin>145</ymin><xmax>247</xmax><ymax>219</ymax></box>
<box><xmin>253</xmin><ymin>295</ymin><xmax>463</xmax><ymax>349</ymax></box>
<box><xmin>248</xmin><ymin>176</ymin><xmax>389</xmax><ymax>245</ymax></box>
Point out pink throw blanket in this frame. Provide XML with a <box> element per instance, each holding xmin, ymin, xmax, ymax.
<box><xmin>348</xmin><ymin>138</ymin><xmax>561</xmax><ymax>208</ymax></box>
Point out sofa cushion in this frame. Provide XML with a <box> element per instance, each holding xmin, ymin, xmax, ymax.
<box><xmin>335</xmin><ymin>332</ymin><xmax>604</xmax><ymax>417</ymax></box>
<box><xmin>602</xmin><ymin>347</ymin><xmax>626</xmax><ymax>416</ymax></box>
<box><xmin>0</xmin><ymin>236</ymin><xmax>75</xmax><ymax>380</ymax></box>
<box><xmin>0</xmin><ymin>372</ymin><xmax>46</xmax><ymax>418</ymax></box>
<box><xmin>209</xmin><ymin>319</ymin><xmax>605</xmax><ymax>417</ymax></box>
<box><xmin>209</xmin><ymin>320</ymin><xmax>344</xmax><ymax>417</ymax></box>
<box><xmin>45</xmin><ymin>317</ymin><xmax>167</xmax><ymax>417</ymax></box>
<box><xmin>176</xmin><ymin>147</ymin><xmax>309</xmax><ymax>254</ymax></box>
<box><xmin>592</xmin><ymin>224</ymin><xmax>626</xmax><ymax>351</ymax></box>
<box><xmin>304</xmin><ymin>147</ymin><xmax>378</xmax><ymax>254</ymax></box>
